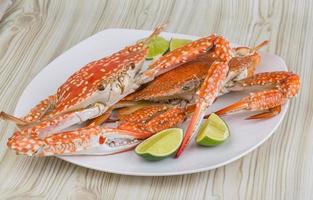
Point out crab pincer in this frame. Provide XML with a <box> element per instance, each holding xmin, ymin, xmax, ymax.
<box><xmin>4</xmin><ymin>25</ymin><xmax>174</xmax><ymax>156</ymax></box>
<box><xmin>175</xmin><ymin>35</ymin><xmax>232</xmax><ymax>157</ymax></box>
<box><xmin>215</xmin><ymin>71</ymin><xmax>300</xmax><ymax>119</ymax></box>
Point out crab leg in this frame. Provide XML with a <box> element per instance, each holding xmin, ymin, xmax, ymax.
<box><xmin>7</xmin><ymin>102</ymin><xmax>142</xmax><ymax>156</ymax></box>
<box><xmin>60</xmin><ymin>128</ymin><xmax>141</xmax><ymax>156</ymax></box>
<box><xmin>215</xmin><ymin>71</ymin><xmax>300</xmax><ymax>119</ymax></box>
<box><xmin>117</xmin><ymin>104</ymin><xmax>186</xmax><ymax>138</ymax></box>
<box><xmin>12</xmin><ymin>125</ymin><xmax>141</xmax><ymax>156</ymax></box>
<box><xmin>87</xmin><ymin>107</ymin><xmax>114</xmax><ymax>126</ymax></box>
<box><xmin>144</xmin><ymin>34</ymin><xmax>220</xmax><ymax>82</ymax></box>
<box><xmin>0</xmin><ymin>111</ymin><xmax>29</xmax><ymax>127</ymax></box>
<box><xmin>245</xmin><ymin>105</ymin><xmax>281</xmax><ymax>120</ymax></box>
<box><xmin>176</xmin><ymin>62</ymin><xmax>230</xmax><ymax>157</ymax></box>
<box><xmin>7</xmin><ymin>103</ymin><xmax>107</xmax><ymax>155</ymax></box>
<box><xmin>37</xmin><ymin>127</ymin><xmax>141</xmax><ymax>156</ymax></box>
<box><xmin>0</xmin><ymin>95</ymin><xmax>58</xmax><ymax>127</ymax></box>
<box><xmin>23</xmin><ymin>95</ymin><xmax>58</xmax><ymax>123</ymax></box>
<box><xmin>176</xmin><ymin>36</ymin><xmax>232</xmax><ymax>157</ymax></box>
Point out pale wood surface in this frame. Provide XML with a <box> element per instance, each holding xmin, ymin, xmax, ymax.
<box><xmin>0</xmin><ymin>0</ymin><xmax>312</xmax><ymax>199</ymax></box>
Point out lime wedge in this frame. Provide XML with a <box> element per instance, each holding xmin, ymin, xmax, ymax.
<box><xmin>169</xmin><ymin>38</ymin><xmax>192</xmax><ymax>51</ymax></box>
<box><xmin>146</xmin><ymin>36</ymin><xmax>169</xmax><ymax>60</ymax></box>
<box><xmin>196</xmin><ymin>113</ymin><xmax>230</xmax><ymax>147</ymax></box>
<box><xmin>135</xmin><ymin>128</ymin><xmax>183</xmax><ymax>161</ymax></box>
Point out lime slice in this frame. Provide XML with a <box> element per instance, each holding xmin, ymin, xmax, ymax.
<box><xmin>146</xmin><ymin>36</ymin><xmax>169</xmax><ymax>60</ymax></box>
<box><xmin>135</xmin><ymin>128</ymin><xmax>183</xmax><ymax>161</ymax></box>
<box><xmin>169</xmin><ymin>38</ymin><xmax>192</xmax><ymax>51</ymax></box>
<box><xmin>196</xmin><ymin>113</ymin><xmax>230</xmax><ymax>147</ymax></box>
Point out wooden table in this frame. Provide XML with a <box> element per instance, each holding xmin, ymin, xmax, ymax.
<box><xmin>0</xmin><ymin>0</ymin><xmax>312</xmax><ymax>199</ymax></box>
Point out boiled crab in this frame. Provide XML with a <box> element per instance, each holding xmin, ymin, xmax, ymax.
<box><xmin>91</xmin><ymin>42</ymin><xmax>263</xmax><ymax>137</ymax></box>
<box><xmin>92</xmin><ymin>42</ymin><xmax>260</xmax><ymax>140</ymax></box>
<box><xmin>0</xmin><ymin>26</ymin><xmax>229</xmax><ymax>156</ymax></box>
<box><xmin>1</xmin><ymin>27</ymin><xmax>300</xmax><ymax>157</ymax></box>
<box><xmin>2</xmin><ymin>25</ymin><xmax>172</xmax><ymax>156</ymax></box>
<box><xmin>100</xmin><ymin>40</ymin><xmax>300</xmax><ymax>157</ymax></box>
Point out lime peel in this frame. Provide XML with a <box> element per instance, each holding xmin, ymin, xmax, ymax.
<box><xmin>146</xmin><ymin>36</ymin><xmax>169</xmax><ymax>60</ymax></box>
<box><xmin>196</xmin><ymin>113</ymin><xmax>230</xmax><ymax>147</ymax></box>
<box><xmin>135</xmin><ymin>128</ymin><xmax>183</xmax><ymax>161</ymax></box>
<box><xmin>169</xmin><ymin>38</ymin><xmax>192</xmax><ymax>51</ymax></box>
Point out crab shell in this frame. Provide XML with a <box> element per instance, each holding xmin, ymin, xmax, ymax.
<box><xmin>24</xmin><ymin>44</ymin><xmax>148</xmax><ymax>124</ymax></box>
<box><xmin>123</xmin><ymin>47</ymin><xmax>261</xmax><ymax>104</ymax></box>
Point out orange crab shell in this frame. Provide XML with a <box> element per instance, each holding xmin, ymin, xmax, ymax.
<box><xmin>118</xmin><ymin>104</ymin><xmax>186</xmax><ymax>137</ymax></box>
<box><xmin>125</xmin><ymin>61</ymin><xmax>211</xmax><ymax>101</ymax></box>
<box><xmin>124</xmin><ymin>47</ymin><xmax>260</xmax><ymax>103</ymax></box>
<box><xmin>230</xmin><ymin>47</ymin><xmax>261</xmax><ymax>76</ymax></box>
<box><xmin>146</xmin><ymin>35</ymin><xmax>232</xmax><ymax>79</ymax></box>
<box><xmin>55</xmin><ymin>47</ymin><xmax>148</xmax><ymax>113</ymax></box>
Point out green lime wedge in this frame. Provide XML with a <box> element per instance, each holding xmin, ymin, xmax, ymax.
<box><xmin>135</xmin><ymin>128</ymin><xmax>183</xmax><ymax>161</ymax></box>
<box><xmin>146</xmin><ymin>36</ymin><xmax>170</xmax><ymax>60</ymax></box>
<box><xmin>169</xmin><ymin>38</ymin><xmax>192</xmax><ymax>51</ymax></box>
<box><xmin>196</xmin><ymin>113</ymin><xmax>230</xmax><ymax>147</ymax></box>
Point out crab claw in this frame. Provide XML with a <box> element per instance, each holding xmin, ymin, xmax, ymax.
<box><xmin>245</xmin><ymin>106</ymin><xmax>281</xmax><ymax>120</ymax></box>
<box><xmin>7</xmin><ymin>103</ymin><xmax>143</xmax><ymax>156</ymax></box>
<box><xmin>176</xmin><ymin>61</ymin><xmax>230</xmax><ymax>157</ymax></box>
<box><xmin>0</xmin><ymin>111</ymin><xmax>29</xmax><ymax>127</ymax></box>
<box><xmin>24</xmin><ymin>127</ymin><xmax>141</xmax><ymax>156</ymax></box>
<box><xmin>58</xmin><ymin>128</ymin><xmax>142</xmax><ymax>156</ymax></box>
<box><xmin>215</xmin><ymin>100</ymin><xmax>249</xmax><ymax>116</ymax></box>
<box><xmin>215</xmin><ymin>71</ymin><xmax>300</xmax><ymax>119</ymax></box>
<box><xmin>215</xmin><ymin>93</ymin><xmax>284</xmax><ymax>120</ymax></box>
<box><xmin>175</xmin><ymin>101</ymin><xmax>208</xmax><ymax>157</ymax></box>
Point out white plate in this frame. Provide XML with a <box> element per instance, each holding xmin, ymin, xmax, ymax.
<box><xmin>14</xmin><ymin>29</ymin><xmax>288</xmax><ymax>176</ymax></box>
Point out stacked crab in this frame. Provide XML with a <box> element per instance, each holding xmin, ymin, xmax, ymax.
<box><xmin>1</xmin><ymin>25</ymin><xmax>300</xmax><ymax>157</ymax></box>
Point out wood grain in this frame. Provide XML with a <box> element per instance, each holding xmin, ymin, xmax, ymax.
<box><xmin>0</xmin><ymin>0</ymin><xmax>312</xmax><ymax>199</ymax></box>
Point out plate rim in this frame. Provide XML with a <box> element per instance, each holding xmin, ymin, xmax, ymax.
<box><xmin>13</xmin><ymin>28</ymin><xmax>289</xmax><ymax>176</ymax></box>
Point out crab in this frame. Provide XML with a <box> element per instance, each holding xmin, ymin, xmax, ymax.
<box><xmin>99</xmin><ymin>39</ymin><xmax>300</xmax><ymax>157</ymax></box>
<box><xmin>114</xmin><ymin>41</ymin><xmax>266</xmax><ymax>112</ymax></box>
<box><xmin>0</xmin><ymin>26</ymin><xmax>300</xmax><ymax>157</ymax></box>
<box><xmin>1</xmin><ymin>25</ymin><xmax>171</xmax><ymax>156</ymax></box>
<box><xmin>91</xmin><ymin>41</ymin><xmax>266</xmax><ymax>139</ymax></box>
<box><xmin>0</xmin><ymin>26</ymin><xmax>226</xmax><ymax>156</ymax></box>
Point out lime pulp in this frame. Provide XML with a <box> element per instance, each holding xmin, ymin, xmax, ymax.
<box><xmin>135</xmin><ymin>128</ymin><xmax>183</xmax><ymax>161</ymax></box>
<box><xmin>169</xmin><ymin>38</ymin><xmax>192</xmax><ymax>51</ymax></box>
<box><xmin>196</xmin><ymin>113</ymin><xmax>230</xmax><ymax>147</ymax></box>
<box><xmin>146</xmin><ymin>36</ymin><xmax>169</xmax><ymax>60</ymax></box>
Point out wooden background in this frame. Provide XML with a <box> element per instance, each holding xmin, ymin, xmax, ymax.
<box><xmin>0</xmin><ymin>0</ymin><xmax>312</xmax><ymax>199</ymax></box>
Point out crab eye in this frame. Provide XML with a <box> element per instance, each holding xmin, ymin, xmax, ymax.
<box><xmin>182</xmin><ymin>85</ymin><xmax>191</xmax><ymax>91</ymax></box>
<box><xmin>206</xmin><ymin>45</ymin><xmax>213</xmax><ymax>52</ymax></box>
<box><xmin>97</xmin><ymin>84</ymin><xmax>105</xmax><ymax>91</ymax></box>
<box><xmin>130</xmin><ymin>63</ymin><xmax>135</xmax><ymax>69</ymax></box>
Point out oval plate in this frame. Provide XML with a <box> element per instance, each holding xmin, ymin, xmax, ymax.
<box><xmin>14</xmin><ymin>29</ymin><xmax>288</xmax><ymax>176</ymax></box>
